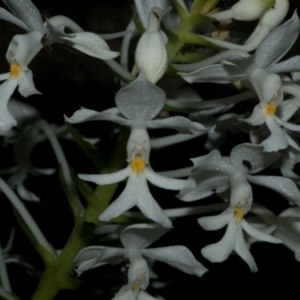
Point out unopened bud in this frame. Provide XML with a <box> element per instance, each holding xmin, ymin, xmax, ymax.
<box><xmin>135</xmin><ymin>10</ymin><xmax>168</xmax><ymax>84</ymax></box>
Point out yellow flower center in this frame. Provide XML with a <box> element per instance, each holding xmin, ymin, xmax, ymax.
<box><xmin>10</xmin><ymin>63</ymin><xmax>21</xmax><ymax>78</ymax></box>
<box><xmin>132</xmin><ymin>283</ymin><xmax>140</xmax><ymax>293</ymax></box>
<box><xmin>234</xmin><ymin>207</ymin><xmax>245</xmax><ymax>222</ymax></box>
<box><xmin>264</xmin><ymin>104</ymin><xmax>277</xmax><ymax>116</ymax></box>
<box><xmin>131</xmin><ymin>157</ymin><xmax>146</xmax><ymax>173</ymax></box>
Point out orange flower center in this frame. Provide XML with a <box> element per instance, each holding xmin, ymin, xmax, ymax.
<box><xmin>131</xmin><ymin>157</ymin><xmax>146</xmax><ymax>173</ymax></box>
<box><xmin>264</xmin><ymin>104</ymin><xmax>276</xmax><ymax>116</ymax></box>
<box><xmin>234</xmin><ymin>207</ymin><xmax>244</xmax><ymax>222</ymax></box>
<box><xmin>10</xmin><ymin>63</ymin><xmax>21</xmax><ymax>78</ymax></box>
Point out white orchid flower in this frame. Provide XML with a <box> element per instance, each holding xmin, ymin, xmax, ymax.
<box><xmin>250</xmin><ymin>205</ymin><xmax>300</xmax><ymax>262</ymax></box>
<box><xmin>198</xmin><ymin>204</ymin><xmax>281</xmax><ymax>272</ymax></box>
<box><xmin>112</xmin><ymin>285</ymin><xmax>159</xmax><ymax>300</ymax></box>
<box><xmin>180</xmin><ymin>12</ymin><xmax>300</xmax><ymax>105</ymax></box>
<box><xmin>210</xmin><ymin>0</ymin><xmax>275</xmax><ymax>22</ymax></box>
<box><xmin>79</xmin><ymin>157</ymin><xmax>194</xmax><ymax>228</ymax></box>
<box><xmin>179</xmin><ymin>143</ymin><xmax>300</xmax><ymax>206</ymax></box>
<box><xmin>0</xmin><ymin>31</ymin><xmax>42</xmax><ymax>131</ymax></box>
<box><xmin>66</xmin><ymin>72</ymin><xmax>212</xmax><ymax>163</ymax></box>
<box><xmin>74</xmin><ymin>224</ymin><xmax>207</xmax><ymax>285</ymax></box>
<box><xmin>201</xmin><ymin>0</ymin><xmax>289</xmax><ymax>52</ymax></box>
<box><xmin>0</xmin><ymin>0</ymin><xmax>120</xmax><ymax>60</ymax></box>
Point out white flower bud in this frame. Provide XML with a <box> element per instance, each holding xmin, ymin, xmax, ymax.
<box><xmin>211</xmin><ymin>0</ymin><xmax>275</xmax><ymax>21</ymax></box>
<box><xmin>135</xmin><ymin>10</ymin><xmax>168</xmax><ymax>84</ymax></box>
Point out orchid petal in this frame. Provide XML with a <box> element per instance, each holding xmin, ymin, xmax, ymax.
<box><xmin>275</xmin><ymin>116</ymin><xmax>300</xmax><ymax>132</ymax></box>
<box><xmin>277</xmin><ymin>99</ymin><xmax>300</xmax><ymax>122</ymax></box>
<box><xmin>6</xmin><ymin>31</ymin><xmax>43</xmax><ymax>69</ymax></box>
<box><xmin>247</xmin><ymin>174</ymin><xmax>300</xmax><ymax>205</ymax></box>
<box><xmin>262</xmin><ymin>117</ymin><xmax>289</xmax><ymax>151</ymax></box>
<box><xmin>0</xmin><ymin>7</ymin><xmax>30</xmax><ymax>31</ymax></box>
<box><xmin>18</xmin><ymin>70</ymin><xmax>41</xmax><ymax>97</ymax></box>
<box><xmin>78</xmin><ymin>167</ymin><xmax>130</xmax><ymax>185</ymax></box>
<box><xmin>191</xmin><ymin>150</ymin><xmax>233</xmax><ymax>175</ymax></box>
<box><xmin>65</xmin><ymin>108</ymin><xmax>132</xmax><ymax>126</ymax></box>
<box><xmin>242</xmin><ymin>104</ymin><xmax>265</xmax><ymax>126</ymax></box>
<box><xmin>142</xmin><ymin>246</ymin><xmax>208</xmax><ymax>277</ymax></box>
<box><xmin>234</xmin><ymin>225</ymin><xmax>258</xmax><ymax>272</ymax></box>
<box><xmin>0</xmin><ymin>78</ymin><xmax>18</xmax><ymax>131</ymax></box>
<box><xmin>74</xmin><ymin>246</ymin><xmax>125</xmax><ymax>273</ymax></box>
<box><xmin>180</xmin><ymin>64</ymin><xmax>246</xmax><ymax>84</ymax></box>
<box><xmin>201</xmin><ymin>218</ymin><xmax>237</xmax><ymax>262</ymax></box>
<box><xmin>254</xmin><ymin>12</ymin><xmax>300</xmax><ymax>68</ymax></box>
<box><xmin>136</xmin><ymin>176</ymin><xmax>172</xmax><ymax>228</ymax></box>
<box><xmin>120</xmin><ymin>223</ymin><xmax>170</xmax><ymax>249</ymax></box>
<box><xmin>145</xmin><ymin>167</ymin><xmax>194</xmax><ymax>190</ymax></box>
<box><xmin>61</xmin><ymin>32</ymin><xmax>120</xmax><ymax>60</ymax></box>
<box><xmin>179</xmin><ymin>173</ymin><xmax>230</xmax><ymax>202</ymax></box>
<box><xmin>147</xmin><ymin>116</ymin><xmax>212</xmax><ymax>134</ymax></box>
<box><xmin>198</xmin><ymin>212</ymin><xmax>231</xmax><ymax>231</ymax></box>
<box><xmin>230</xmin><ymin>143</ymin><xmax>280</xmax><ymax>174</ymax></box>
<box><xmin>242</xmin><ymin>219</ymin><xmax>281</xmax><ymax>243</ymax></box>
<box><xmin>3</xmin><ymin>0</ymin><xmax>44</xmax><ymax>32</ymax></box>
<box><xmin>99</xmin><ymin>175</ymin><xmax>138</xmax><ymax>222</ymax></box>
<box><xmin>267</xmin><ymin>55</ymin><xmax>300</xmax><ymax>74</ymax></box>
<box><xmin>115</xmin><ymin>72</ymin><xmax>166</xmax><ymax>122</ymax></box>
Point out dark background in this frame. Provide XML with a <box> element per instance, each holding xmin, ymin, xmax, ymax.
<box><xmin>0</xmin><ymin>0</ymin><xmax>300</xmax><ymax>299</ymax></box>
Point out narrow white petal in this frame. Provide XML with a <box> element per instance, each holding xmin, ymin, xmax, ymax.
<box><xmin>99</xmin><ymin>175</ymin><xmax>138</xmax><ymax>222</ymax></box>
<box><xmin>3</xmin><ymin>0</ymin><xmax>44</xmax><ymax>32</ymax></box>
<box><xmin>17</xmin><ymin>183</ymin><xmax>40</xmax><ymax>202</ymax></box>
<box><xmin>74</xmin><ymin>246</ymin><xmax>125</xmax><ymax>272</ymax></box>
<box><xmin>180</xmin><ymin>64</ymin><xmax>246</xmax><ymax>84</ymax></box>
<box><xmin>198</xmin><ymin>212</ymin><xmax>231</xmax><ymax>231</ymax></box>
<box><xmin>267</xmin><ymin>56</ymin><xmax>300</xmax><ymax>74</ymax></box>
<box><xmin>79</xmin><ymin>167</ymin><xmax>130</xmax><ymax>185</ymax></box>
<box><xmin>0</xmin><ymin>78</ymin><xmax>18</xmax><ymax>131</ymax></box>
<box><xmin>145</xmin><ymin>167</ymin><xmax>194</xmax><ymax>190</ymax></box>
<box><xmin>136</xmin><ymin>176</ymin><xmax>172</xmax><ymax>228</ymax></box>
<box><xmin>242</xmin><ymin>219</ymin><xmax>281</xmax><ymax>243</ymax></box>
<box><xmin>247</xmin><ymin>174</ymin><xmax>300</xmax><ymax>205</ymax></box>
<box><xmin>147</xmin><ymin>116</ymin><xmax>213</xmax><ymax>134</ymax></box>
<box><xmin>201</xmin><ymin>218</ymin><xmax>237</xmax><ymax>262</ymax></box>
<box><xmin>120</xmin><ymin>223</ymin><xmax>170</xmax><ymax>249</ymax></box>
<box><xmin>234</xmin><ymin>226</ymin><xmax>258</xmax><ymax>272</ymax></box>
<box><xmin>142</xmin><ymin>246</ymin><xmax>208</xmax><ymax>277</ymax></box>
<box><xmin>18</xmin><ymin>70</ymin><xmax>41</xmax><ymax>97</ymax></box>
<box><xmin>61</xmin><ymin>32</ymin><xmax>120</xmax><ymax>60</ymax></box>
<box><xmin>0</xmin><ymin>7</ymin><xmax>30</xmax><ymax>31</ymax></box>
<box><xmin>275</xmin><ymin>116</ymin><xmax>300</xmax><ymax>132</ymax></box>
<box><xmin>255</xmin><ymin>11</ymin><xmax>300</xmax><ymax>68</ymax></box>
<box><xmin>65</xmin><ymin>108</ymin><xmax>132</xmax><ymax>126</ymax></box>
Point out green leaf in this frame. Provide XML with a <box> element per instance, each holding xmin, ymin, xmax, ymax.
<box><xmin>173</xmin><ymin>0</ymin><xmax>189</xmax><ymax>20</ymax></box>
<box><xmin>173</xmin><ymin>51</ymin><xmax>207</xmax><ymax>63</ymax></box>
<box><xmin>12</xmin><ymin>209</ymin><xmax>57</xmax><ymax>267</ymax></box>
<box><xmin>67</xmin><ymin>124</ymin><xmax>107</xmax><ymax>171</ymax></box>
<box><xmin>183</xmin><ymin>32</ymin><xmax>223</xmax><ymax>50</ymax></box>
<box><xmin>59</xmin><ymin>166</ymin><xmax>83</xmax><ymax>218</ymax></box>
<box><xmin>191</xmin><ymin>0</ymin><xmax>219</xmax><ymax>14</ymax></box>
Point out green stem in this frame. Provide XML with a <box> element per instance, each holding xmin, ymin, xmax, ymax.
<box><xmin>31</xmin><ymin>129</ymin><xmax>129</xmax><ymax>300</ymax></box>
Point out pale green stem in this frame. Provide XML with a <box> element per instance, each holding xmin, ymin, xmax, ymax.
<box><xmin>0</xmin><ymin>178</ymin><xmax>55</xmax><ymax>257</ymax></box>
<box><xmin>0</xmin><ymin>244</ymin><xmax>11</xmax><ymax>292</ymax></box>
<box><xmin>37</xmin><ymin>119</ymin><xmax>83</xmax><ymax>217</ymax></box>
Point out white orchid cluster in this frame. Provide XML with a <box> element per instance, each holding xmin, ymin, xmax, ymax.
<box><xmin>1</xmin><ymin>0</ymin><xmax>300</xmax><ymax>299</ymax></box>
